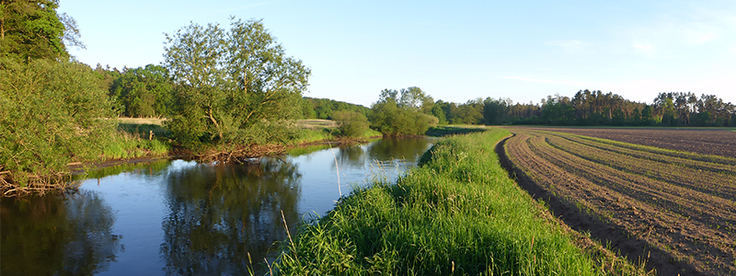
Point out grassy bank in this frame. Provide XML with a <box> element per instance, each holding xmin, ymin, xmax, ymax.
<box><xmin>291</xmin><ymin>119</ymin><xmax>382</xmax><ymax>144</ymax></box>
<box><xmin>425</xmin><ymin>125</ymin><xmax>488</xmax><ymax>137</ymax></box>
<box><xmin>273</xmin><ymin>129</ymin><xmax>648</xmax><ymax>275</ymax></box>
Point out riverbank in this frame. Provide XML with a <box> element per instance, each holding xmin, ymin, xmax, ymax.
<box><xmin>273</xmin><ymin>128</ymin><xmax>651</xmax><ymax>275</ymax></box>
<box><xmin>0</xmin><ymin>123</ymin><xmax>482</xmax><ymax>197</ymax></box>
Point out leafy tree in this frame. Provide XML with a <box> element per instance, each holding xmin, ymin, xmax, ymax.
<box><xmin>370</xmin><ymin>88</ymin><xmax>438</xmax><ymax>136</ymax></box>
<box><xmin>110</xmin><ymin>64</ymin><xmax>173</xmax><ymax>117</ymax></box>
<box><xmin>483</xmin><ymin>97</ymin><xmax>512</xmax><ymax>125</ymax></box>
<box><xmin>299</xmin><ymin>97</ymin><xmax>318</xmax><ymax>119</ymax></box>
<box><xmin>640</xmin><ymin>105</ymin><xmax>655</xmax><ymax>125</ymax></box>
<box><xmin>0</xmin><ymin>0</ymin><xmax>82</xmax><ymax>61</ymax></box>
<box><xmin>430</xmin><ymin>104</ymin><xmax>447</xmax><ymax>125</ymax></box>
<box><xmin>163</xmin><ymin>18</ymin><xmax>310</xmax><ymax>146</ymax></box>
<box><xmin>435</xmin><ymin>100</ymin><xmax>458</xmax><ymax>124</ymax></box>
<box><xmin>455</xmin><ymin>99</ymin><xmax>484</xmax><ymax>125</ymax></box>
<box><xmin>301</xmin><ymin>97</ymin><xmax>370</xmax><ymax>120</ymax></box>
<box><xmin>332</xmin><ymin>111</ymin><xmax>369</xmax><ymax>137</ymax></box>
<box><xmin>0</xmin><ymin>58</ymin><xmax>117</xmax><ymax>187</ymax></box>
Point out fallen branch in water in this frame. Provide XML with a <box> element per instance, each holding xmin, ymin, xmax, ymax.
<box><xmin>196</xmin><ymin>144</ymin><xmax>287</xmax><ymax>164</ymax></box>
<box><xmin>0</xmin><ymin>171</ymin><xmax>80</xmax><ymax>197</ymax></box>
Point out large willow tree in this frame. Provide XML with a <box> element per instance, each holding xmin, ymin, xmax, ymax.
<box><xmin>163</xmin><ymin>18</ymin><xmax>310</xmax><ymax>146</ymax></box>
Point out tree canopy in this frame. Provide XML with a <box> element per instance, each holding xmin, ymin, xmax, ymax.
<box><xmin>109</xmin><ymin>64</ymin><xmax>173</xmax><ymax>117</ymax></box>
<box><xmin>163</xmin><ymin>18</ymin><xmax>310</xmax><ymax>146</ymax></box>
<box><xmin>370</xmin><ymin>87</ymin><xmax>439</xmax><ymax>136</ymax></box>
<box><xmin>434</xmin><ymin>90</ymin><xmax>735</xmax><ymax>127</ymax></box>
<box><xmin>0</xmin><ymin>0</ymin><xmax>82</xmax><ymax>61</ymax></box>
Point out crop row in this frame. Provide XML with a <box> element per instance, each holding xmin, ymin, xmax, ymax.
<box><xmin>504</xmin><ymin>128</ymin><xmax>736</xmax><ymax>276</ymax></box>
<box><xmin>541</xmin><ymin>132</ymin><xmax>736</xmax><ymax>202</ymax></box>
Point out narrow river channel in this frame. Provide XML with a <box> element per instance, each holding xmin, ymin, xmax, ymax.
<box><xmin>1</xmin><ymin>138</ymin><xmax>432</xmax><ymax>276</ymax></box>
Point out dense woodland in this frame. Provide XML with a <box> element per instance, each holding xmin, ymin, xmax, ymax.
<box><xmin>1</xmin><ymin>1</ymin><xmax>735</xmax><ymax>193</ymax></box>
<box><xmin>98</xmin><ymin>63</ymin><xmax>736</xmax><ymax>128</ymax></box>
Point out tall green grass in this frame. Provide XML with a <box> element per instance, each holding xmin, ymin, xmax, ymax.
<box><xmin>274</xmin><ymin>129</ymin><xmax>632</xmax><ymax>275</ymax></box>
<box><xmin>102</xmin><ymin>131</ymin><xmax>170</xmax><ymax>160</ymax></box>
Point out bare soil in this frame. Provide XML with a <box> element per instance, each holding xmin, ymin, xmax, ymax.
<box><xmin>524</xmin><ymin>127</ymin><xmax>736</xmax><ymax>158</ymax></box>
<box><xmin>500</xmin><ymin>127</ymin><xmax>736</xmax><ymax>276</ymax></box>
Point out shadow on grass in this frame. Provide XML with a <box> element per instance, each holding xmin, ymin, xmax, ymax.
<box><xmin>425</xmin><ymin>125</ymin><xmax>487</xmax><ymax>137</ymax></box>
<box><xmin>118</xmin><ymin>123</ymin><xmax>170</xmax><ymax>139</ymax></box>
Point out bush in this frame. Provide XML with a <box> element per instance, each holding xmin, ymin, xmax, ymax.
<box><xmin>332</xmin><ymin>111</ymin><xmax>370</xmax><ymax>138</ymax></box>
<box><xmin>369</xmin><ymin>88</ymin><xmax>439</xmax><ymax>136</ymax></box>
<box><xmin>0</xmin><ymin>58</ymin><xmax>117</xmax><ymax>189</ymax></box>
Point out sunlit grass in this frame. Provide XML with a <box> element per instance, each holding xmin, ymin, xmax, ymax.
<box><xmin>102</xmin><ymin>130</ymin><xmax>171</xmax><ymax>160</ymax></box>
<box><xmin>274</xmin><ymin>129</ymin><xmax>645</xmax><ymax>275</ymax></box>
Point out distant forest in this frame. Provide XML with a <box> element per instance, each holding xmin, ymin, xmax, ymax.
<box><xmin>464</xmin><ymin>90</ymin><xmax>736</xmax><ymax>127</ymax></box>
<box><xmin>97</xmin><ymin>63</ymin><xmax>735</xmax><ymax>127</ymax></box>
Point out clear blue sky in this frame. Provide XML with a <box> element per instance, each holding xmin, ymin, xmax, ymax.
<box><xmin>59</xmin><ymin>0</ymin><xmax>736</xmax><ymax>107</ymax></box>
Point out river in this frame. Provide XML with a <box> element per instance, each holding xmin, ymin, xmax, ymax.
<box><xmin>0</xmin><ymin>138</ymin><xmax>432</xmax><ymax>276</ymax></box>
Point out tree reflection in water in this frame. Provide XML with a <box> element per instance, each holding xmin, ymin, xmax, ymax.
<box><xmin>0</xmin><ymin>191</ymin><xmax>121</xmax><ymax>276</ymax></box>
<box><xmin>160</xmin><ymin>158</ymin><xmax>301</xmax><ymax>275</ymax></box>
<box><xmin>367</xmin><ymin>137</ymin><xmax>432</xmax><ymax>162</ymax></box>
<box><xmin>335</xmin><ymin>137</ymin><xmax>432</xmax><ymax>170</ymax></box>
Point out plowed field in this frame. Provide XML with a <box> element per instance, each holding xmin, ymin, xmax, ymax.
<box><xmin>500</xmin><ymin>127</ymin><xmax>736</xmax><ymax>276</ymax></box>
<box><xmin>524</xmin><ymin>127</ymin><xmax>736</xmax><ymax>158</ymax></box>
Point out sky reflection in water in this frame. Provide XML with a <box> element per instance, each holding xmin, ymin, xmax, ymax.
<box><xmin>0</xmin><ymin>138</ymin><xmax>432</xmax><ymax>275</ymax></box>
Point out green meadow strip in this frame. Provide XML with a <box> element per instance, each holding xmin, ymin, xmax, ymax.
<box><xmin>274</xmin><ymin>129</ymin><xmax>630</xmax><ymax>275</ymax></box>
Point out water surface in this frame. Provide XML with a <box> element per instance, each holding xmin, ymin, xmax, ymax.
<box><xmin>1</xmin><ymin>138</ymin><xmax>432</xmax><ymax>275</ymax></box>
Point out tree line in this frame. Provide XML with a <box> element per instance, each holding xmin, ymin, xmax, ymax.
<box><xmin>474</xmin><ymin>90</ymin><xmax>736</xmax><ymax>127</ymax></box>
<box><xmin>424</xmin><ymin>90</ymin><xmax>735</xmax><ymax>127</ymax></box>
<box><xmin>2</xmin><ymin>1</ymin><xmax>734</xmax><ymax>194</ymax></box>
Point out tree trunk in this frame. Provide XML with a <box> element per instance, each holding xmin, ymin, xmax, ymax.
<box><xmin>208</xmin><ymin>108</ymin><xmax>223</xmax><ymax>141</ymax></box>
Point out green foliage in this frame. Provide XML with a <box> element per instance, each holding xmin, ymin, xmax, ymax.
<box><xmin>369</xmin><ymin>87</ymin><xmax>439</xmax><ymax>136</ymax></box>
<box><xmin>110</xmin><ymin>64</ymin><xmax>173</xmax><ymax>117</ymax></box>
<box><xmin>425</xmin><ymin>125</ymin><xmax>487</xmax><ymax>137</ymax></box>
<box><xmin>0</xmin><ymin>0</ymin><xmax>81</xmax><ymax>61</ymax></box>
<box><xmin>163</xmin><ymin>18</ymin><xmax>310</xmax><ymax>146</ymax></box>
<box><xmin>482</xmin><ymin>97</ymin><xmax>513</xmax><ymax>125</ymax></box>
<box><xmin>101</xmin><ymin>131</ymin><xmax>170</xmax><ymax>160</ymax></box>
<box><xmin>276</xmin><ymin>130</ymin><xmax>617</xmax><ymax>275</ymax></box>
<box><xmin>301</xmin><ymin>97</ymin><xmax>371</xmax><ymax>120</ymax></box>
<box><xmin>430</xmin><ymin>104</ymin><xmax>447</xmax><ymax>124</ymax></box>
<box><xmin>0</xmin><ymin>57</ymin><xmax>117</xmax><ymax>185</ymax></box>
<box><xmin>444</xmin><ymin>90</ymin><xmax>736</xmax><ymax>127</ymax></box>
<box><xmin>332</xmin><ymin>111</ymin><xmax>370</xmax><ymax>138</ymax></box>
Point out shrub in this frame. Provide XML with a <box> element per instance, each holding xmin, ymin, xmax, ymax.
<box><xmin>332</xmin><ymin>111</ymin><xmax>370</xmax><ymax>138</ymax></box>
<box><xmin>0</xmin><ymin>58</ymin><xmax>117</xmax><ymax>190</ymax></box>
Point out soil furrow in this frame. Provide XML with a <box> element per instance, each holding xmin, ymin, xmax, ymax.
<box><xmin>544</xmin><ymin>134</ymin><xmax>736</xmax><ymax>200</ymax></box>
<box><xmin>502</xmin><ymin>127</ymin><xmax>736</xmax><ymax>276</ymax></box>
<box><xmin>528</xmin><ymin>134</ymin><xmax>735</xmax><ymax>229</ymax></box>
<box><xmin>549</xmin><ymin>132</ymin><xmax>736</xmax><ymax>175</ymax></box>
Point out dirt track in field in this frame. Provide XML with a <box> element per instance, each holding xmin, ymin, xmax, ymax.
<box><xmin>499</xmin><ymin>127</ymin><xmax>736</xmax><ymax>276</ymax></box>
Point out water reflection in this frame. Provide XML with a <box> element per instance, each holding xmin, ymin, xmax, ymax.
<box><xmin>368</xmin><ymin>137</ymin><xmax>433</xmax><ymax>161</ymax></box>
<box><xmin>334</xmin><ymin>138</ymin><xmax>433</xmax><ymax>169</ymax></box>
<box><xmin>335</xmin><ymin>144</ymin><xmax>367</xmax><ymax>168</ymax></box>
<box><xmin>0</xmin><ymin>191</ymin><xmax>121</xmax><ymax>276</ymax></box>
<box><xmin>1</xmin><ymin>138</ymin><xmax>432</xmax><ymax>275</ymax></box>
<box><xmin>160</xmin><ymin>158</ymin><xmax>301</xmax><ymax>275</ymax></box>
